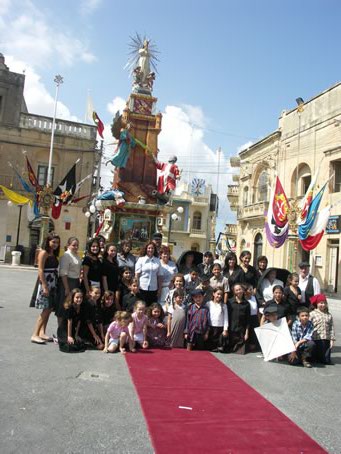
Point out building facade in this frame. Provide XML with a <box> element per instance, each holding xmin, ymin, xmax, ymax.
<box><xmin>162</xmin><ymin>181</ymin><xmax>217</xmax><ymax>258</ymax></box>
<box><xmin>0</xmin><ymin>55</ymin><xmax>97</xmax><ymax>262</ymax></box>
<box><xmin>228</xmin><ymin>82</ymin><xmax>341</xmax><ymax>295</ymax></box>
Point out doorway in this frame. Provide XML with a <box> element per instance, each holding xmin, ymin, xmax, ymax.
<box><xmin>328</xmin><ymin>240</ymin><xmax>339</xmax><ymax>293</ymax></box>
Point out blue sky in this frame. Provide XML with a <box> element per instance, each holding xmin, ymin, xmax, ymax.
<box><xmin>1</xmin><ymin>0</ymin><xmax>341</xmax><ymax>233</ymax></box>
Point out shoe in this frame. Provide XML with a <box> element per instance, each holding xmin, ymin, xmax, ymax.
<box><xmin>31</xmin><ymin>336</ymin><xmax>46</xmax><ymax>344</ymax></box>
<box><xmin>302</xmin><ymin>360</ymin><xmax>312</xmax><ymax>368</ymax></box>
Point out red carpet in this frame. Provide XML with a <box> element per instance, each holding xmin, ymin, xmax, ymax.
<box><xmin>126</xmin><ymin>349</ymin><xmax>325</xmax><ymax>453</ymax></box>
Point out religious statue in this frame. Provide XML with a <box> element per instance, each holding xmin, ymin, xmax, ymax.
<box><xmin>126</xmin><ymin>34</ymin><xmax>159</xmax><ymax>94</ymax></box>
<box><xmin>153</xmin><ymin>155</ymin><xmax>181</xmax><ymax>196</ymax></box>
<box><xmin>107</xmin><ymin>124</ymin><xmax>136</xmax><ymax>169</ymax></box>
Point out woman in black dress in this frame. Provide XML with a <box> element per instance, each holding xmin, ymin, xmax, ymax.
<box><xmin>284</xmin><ymin>272</ymin><xmax>302</xmax><ymax>323</ymax></box>
<box><xmin>227</xmin><ymin>283</ymin><xmax>251</xmax><ymax>354</ymax></box>
<box><xmin>102</xmin><ymin>243</ymin><xmax>119</xmax><ymax>301</ymax></box>
<box><xmin>262</xmin><ymin>285</ymin><xmax>291</xmax><ymax>325</ymax></box>
<box><xmin>238</xmin><ymin>250</ymin><xmax>259</xmax><ymax>291</ymax></box>
<box><xmin>82</xmin><ymin>238</ymin><xmax>102</xmax><ymax>296</ymax></box>
<box><xmin>223</xmin><ymin>252</ymin><xmax>242</xmax><ymax>297</ymax></box>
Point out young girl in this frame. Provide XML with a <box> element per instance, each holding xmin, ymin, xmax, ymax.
<box><xmin>30</xmin><ymin>232</ymin><xmax>60</xmax><ymax>344</ymax></box>
<box><xmin>310</xmin><ymin>294</ymin><xmax>336</xmax><ymax>365</ymax></box>
<box><xmin>206</xmin><ymin>288</ymin><xmax>228</xmax><ymax>352</ymax></box>
<box><xmin>243</xmin><ymin>283</ymin><xmax>259</xmax><ymax>351</ymax></box>
<box><xmin>284</xmin><ymin>272</ymin><xmax>302</xmax><ymax>321</ymax></box>
<box><xmin>147</xmin><ymin>303</ymin><xmax>167</xmax><ymax>348</ymax></box>
<box><xmin>227</xmin><ymin>283</ymin><xmax>250</xmax><ymax>354</ymax></box>
<box><xmin>164</xmin><ymin>273</ymin><xmax>187</xmax><ymax>312</ymax></box>
<box><xmin>104</xmin><ymin>311</ymin><xmax>132</xmax><ymax>354</ymax></box>
<box><xmin>57</xmin><ymin>288</ymin><xmax>86</xmax><ymax>353</ymax></box>
<box><xmin>117</xmin><ymin>267</ymin><xmax>133</xmax><ymax>309</ymax></box>
<box><xmin>81</xmin><ymin>286</ymin><xmax>104</xmax><ymax>350</ymax></box>
<box><xmin>209</xmin><ymin>263</ymin><xmax>229</xmax><ymax>304</ymax></box>
<box><xmin>130</xmin><ymin>301</ymin><xmax>149</xmax><ymax>351</ymax></box>
<box><xmin>99</xmin><ymin>291</ymin><xmax>117</xmax><ymax>333</ymax></box>
<box><xmin>82</xmin><ymin>238</ymin><xmax>102</xmax><ymax>296</ymax></box>
<box><xmin>167</xmin><ymin>289</ymin><xmax>186</xmax><ymax>348</ymax></box>
<box><xmin>102</xmin><ymin>243</ymin><xmax>119</xmax><ymax>300</ymax></box>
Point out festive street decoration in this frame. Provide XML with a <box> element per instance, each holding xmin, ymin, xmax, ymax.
<box><xmin>92</xmin><ymin>111</ymin><xmax>104</xmax><ymax>138</ymax></box>
<box><xmin>265</xmin><ymin>175</ymin><xmax>329</xmax><ymax>251</ymax></box>
<box><xmin>0</xmin><ymin>185</ymin><xmax>32</xmax><ymax>206</ymax></box>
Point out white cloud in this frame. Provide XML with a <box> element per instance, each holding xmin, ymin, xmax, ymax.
<box><xmin>107</xmin><ymin>96</ymin><xmax>127</xmax><ymax>116</ymax></box>
<box><xmin>0</xmin><ymin>2</ymin><xmax>96</xmax><ymax>68</ymax></box>
<box><xmin>237</xmin><ymin>140</ymin><xmax>253</xmax><ymax>154</ymax></box>
<box><xmin>6</xmin><ymin>56</ymin><xmax>79</xmax><ymax>122</ymax></box>
<box><xmin>80</xmin><ymin>0</ymin><xmax>102</xmax><ymax>15</ymax></box>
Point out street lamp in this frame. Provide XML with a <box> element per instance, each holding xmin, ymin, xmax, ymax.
<box><xmin>47</xmin><ymin>74</ymin><xmax>63</xmax><ymax>187</ymax></box>
<box><xmin>168</xmin><ymin>206</ymin><xmax>184</xmax><ymax>245</ymax></box>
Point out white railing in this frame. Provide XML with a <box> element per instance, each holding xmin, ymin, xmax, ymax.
<box><xmin>20</xmin><ymin>113</ymin><xmax>97</xmax><ymax>140</ymax></box>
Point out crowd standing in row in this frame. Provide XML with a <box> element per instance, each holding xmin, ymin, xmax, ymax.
<box><xmin>30</xmin><ymin>233</ymin><xmax>335</xmax><ymax>366</ymax></box>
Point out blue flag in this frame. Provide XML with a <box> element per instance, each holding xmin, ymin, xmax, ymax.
<box><xmin>13</xmin><ymin>167</ymin><xmax>33</xmax><ymax>193</ymax></box>
<box><xmin>298</xmin><ymin>184</ymin><xmax>326</xmax><ymax>240</ymax></box>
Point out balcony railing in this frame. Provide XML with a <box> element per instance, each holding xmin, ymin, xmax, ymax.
<box><xmin>227</xmin><ymin>185</ymin><xmax>239</xmax><ymax>197</ymax></box>
<box><xmin>19</xmin><ymin>113</ymin><xmax>97</xmax><ymax>140</ymax></box>
<box><xmin>190</xmin><ymin>228</ymin><xmax>206</xmax><ymax>237</ymax></box>
<box><xmin>225</xmin><ymin>224</ymin><xmax>237</xmax><ymax>236</ymax></box>
<box><xmin>238</xmin><ymin>201</ymin><xmax>269</xmax><ymax>219</ymax></box>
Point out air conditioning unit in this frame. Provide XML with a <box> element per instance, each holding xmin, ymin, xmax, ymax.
<box><xmin>157</xmin><ymin>217</ymin><xmax>165</xmax><ymax>226</ymax></box>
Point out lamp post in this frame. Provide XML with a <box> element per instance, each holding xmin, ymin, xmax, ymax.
<box><xmin>38</xmin><ymin>74</ymin><xmax>63</xmax><ymax>249</ymax></box>
<box><xmin>47</xmin><ymin>74</ymin><xmax>63</xmax><ymax>186</ymax></box>
<box><xmin>167</xmin><ymin>206</ymin><xmax>184</xmax><ymax>245</ymax></box>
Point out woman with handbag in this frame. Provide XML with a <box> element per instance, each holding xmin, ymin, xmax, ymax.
<box><xmin>30</xmin><ymin>233</ymin><xmax>60</xmax><ymax>344</ymax></box>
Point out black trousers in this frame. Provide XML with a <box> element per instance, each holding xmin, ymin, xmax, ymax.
<box><xmin>314</xmin><ymin>339</ymin><xmax>332</xmax><ymax>364</ymax></box>
<box><xmin>138</xmin><ymin>289</ymin><xmax>158</xmax><ymax>307</ymax></box>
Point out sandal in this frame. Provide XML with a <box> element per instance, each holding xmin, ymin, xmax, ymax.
<box><xmin>31</xmin><ymin>336</ymin><xmax>46</xmax><ymax>344</ymax></box>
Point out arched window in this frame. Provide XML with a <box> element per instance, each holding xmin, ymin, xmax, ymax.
<box><xmin>258</xmin><ymin>171</ymin><xmax>268</xmax><ymax>202</ymax></box>
<box><xmin>192</xmin><ymin>211</ymin><xmax>202</xmax><ymax>230</ymax></box>
<box><xmin>240</xmin><ymin>239</ymin><xmax>246</xmax><ymax>251</ymax></box>
<box><xmin>191</xmin><ymin>243</ymin><xmax>200</xmax><ymax>252</ymax></box>
<box><xmin>291</xmin><ymin>163</ymin><xmax>311</xmax><ymax>197</ymax></box>
<box><xmin>254</xmin><ymin>233</ymin><xmax>263</xmax><ymax>265</ymax></box>
<box><xmin>243</xmin><ymin>186</ymin><xmax>249</xmax><ymax>206</ymax></box>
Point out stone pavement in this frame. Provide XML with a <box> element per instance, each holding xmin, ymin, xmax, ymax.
<box><xmin>0</xmin><ymin>267</ymin><xmax>340</xmax><ymax>453</ymax></box>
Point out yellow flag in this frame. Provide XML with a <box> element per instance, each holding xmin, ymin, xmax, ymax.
<box><xmin>0</xmin><ymin>185</ymin><xmax>33</xmax><ymax>206</ymax></box>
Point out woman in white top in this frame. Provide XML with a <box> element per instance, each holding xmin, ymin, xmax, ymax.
<box><xmin>260</xmin><ymin>269</ymin><xmax>283</xmax><ymax>304</ymax></box>
<box><xmin>158</xmin><ymin>245</ymin><xmax>178</xmax><ymax>310</ymax></box>
<box><xmin>56</xmin><ymin>237</ymin><xmax>81</xmax><ymax>324</ymax></box>
<box><xmin>135</xmin><ymin>242</ymin><xmax>163</xmax><ymax>306</ymax></box>
<box><xmin>206</xmin><ymin>288</ymin><xmax>229</xmax><ymax>352</ymax></box>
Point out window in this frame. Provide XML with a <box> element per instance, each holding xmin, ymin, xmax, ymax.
<box><xmin>192</xmin><ymin>212</ymin><xmax>202</xmax><ymax>230</ymax></box>
<box><xmin>243</xmin><ymin>186</ymin><xmax>249</xmax><ymax>206</ymax></box>
<box><xmin>332</xmin><ymin>160</ymin><xmax>341</xmax><ymax>193</ymax></box>
<box><xmin>191</xmin><ymin>243</ymin><xmax>200</xmax><ymax>251</ymax></box>
<box><xmin>253</xmin><ymin>233</ymin><xmax>263</xmax><ymax>265</ymax></box>
<box><xmin>258</xmin><ymin>171</ymin><xmax>268</xmax><ymax>202</ymax></box>
<box><xmin>301</xmin><ymin>175</ymin><xmax>311</xmax><ymax>195</ymax></box>
<box><xmin>37</xmin><ymin>165</ymin><xmax>54</xmax><ymax>187</ymax></box>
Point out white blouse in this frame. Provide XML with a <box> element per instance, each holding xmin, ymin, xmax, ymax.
<box><xmin>206</xmin><ymin>301</ymin><xmax>228</xmax><ymax>330</ymax></box>
<box><xmin>59</xmin><ymin>249</ymin><xmax>81</xmax><ymax>279</ymax></box>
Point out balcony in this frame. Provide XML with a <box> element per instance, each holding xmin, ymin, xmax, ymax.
<box><xmin>230</xmin><ymin>156</ymin><xmax>240</xmax><ymax>167</ymax></box>
<box><xmin>237</xmin><ymin>201</ymin><xmax>269</xmax><ymax>220</ymax></box>
<box><xmin>227</xmin><ymin>185</ymin><xmax>239</xmax><ymax>197</ymax></box>
<box><xmin>225</xmin><ymin>223</ymin><xmax>237</xmax><ymax>236</ymax></box>
<box><xmin>190</xmin><ymin>228</ymin><xmax>207</xmax><ymax>239</ymax></box>
<box><xmin>19</xmin><ymin>113</ymin><xmax>97</xmax><ymax>140</ymax></box>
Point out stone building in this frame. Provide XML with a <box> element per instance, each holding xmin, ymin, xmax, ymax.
<box><xmin>0</xmin><ymin>54</ymin><xmax>97</xmax><ymax>262</ymax></box>
<box><xmin>227</xmin><ymin>82</ymin><xmax>341</xmax><ymax>295</ymax></box>
<box><xmin>162</xmin><ymin>180</ymin><xmax>217</xmax><ymax>258</ymax></box>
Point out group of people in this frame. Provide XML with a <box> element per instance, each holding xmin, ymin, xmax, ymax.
<box><xmin>29</xmin><ymin>233</ymin><xmax>336</xmax><ymax>366</ymax></box>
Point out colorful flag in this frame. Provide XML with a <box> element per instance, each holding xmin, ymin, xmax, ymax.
<box><xmin>272</xmin><ymin>177</ymin><xmax>289</xmax><ymax>228</ymax></box>
<box><xmin>298</xmin><ymin>169</ymin><xmax>319</xmax><ymax>225</ymax></box>
<box><xmin>265</xmin><ymin>186</ymin><xmax>289</xmax><ymax>248</ymax></box>
<box><xmin>25</xmin><ymin>156</ymin><xmax>39</xmax><ymax>188</ymax></box>
<box><xmin>0</xmin><ymin>185</ymin><xmax>32</xmax><ymax>206</ymax></box>
<box><xmin>93</xmin><ymin>111</ymin><xmax>104</xmax><ymax>138</ymax></box>
<box><xmin>13</xmin><ymin>166</ymin><xmax>33</xmax><ymax>193</ymax></box>
<box><xmin>54</xmin><ymin>164</ymin><xmax>76</xmax><ymax>204</ymax></box>
<box><xmin>74</xmin><ymin>174</ymin><xmax>92</xmax><ymax>197</ymax></box>
<box><xmin>300</xmin><ymin>205</ymin><xmax>330</xmax><ymax>251</ymax></box>
<box><xmin>298</xmin><ymin>184</ymin><xmax>326</xmax><ymax>240</ymax></box>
